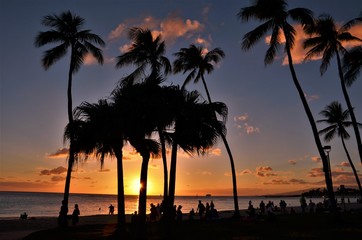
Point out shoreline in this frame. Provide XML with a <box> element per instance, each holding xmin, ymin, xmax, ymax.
<box><xmin>1</xmin><ymin>203</ymin><xmax>361</xmax><ymax>240</ymax></box>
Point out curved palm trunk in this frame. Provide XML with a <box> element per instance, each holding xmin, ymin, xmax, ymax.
<box><xmin>336</xmin><ymin>52</ymin><xmax>362</xmax><ymax>164</ymax></box>
<box><xmin>62</xmin><ymin>52</ymin><xmax>76</xmax><ymax>217</ymax></box>
<box><xmin>200</xmin><ymin>75</ymin><xmax>240</xmax><ymax>217</ymax></box>
<box><xmin>285</xmin><ymin>44</ymin><xmax>337</xmax><ymax>213</ymax></box>
<box><xmin>114</xmin><ymin>148</ymin><xmax>126</xmax><ymax>234</ymax></box>
<box><xmin>340</xmin><ymin>136</ymin><xmax>362</xmax><ymax>199</ymax></box>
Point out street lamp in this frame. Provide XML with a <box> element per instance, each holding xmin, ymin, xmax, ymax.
<box><xmin>323</xmin><ymin>145</ymin><xmax>332</xmax><ymax>184</ymax></box>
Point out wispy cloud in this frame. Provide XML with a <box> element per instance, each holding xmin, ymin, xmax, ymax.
<box><xmin>234</xmin><ymin>113</ymin><xmax>260</xmax><ymax>135</ymax></box>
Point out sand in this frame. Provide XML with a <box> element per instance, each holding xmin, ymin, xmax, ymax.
<box><xmin>1</xmin><ymin>203</ymin><xmax>361</xmax><ymax>240</ymax></box>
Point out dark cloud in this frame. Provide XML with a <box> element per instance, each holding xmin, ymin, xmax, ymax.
<box><xmin>256</xmin><ymin>166</ymin><xmax>276</xmax><ymax>177</ymax></box>
<box><xmin>51</xmin><ymin>176</ymin><xmax>65</xmax><ymax>182</ymax></box>
<box><xmin>40</xmin><ymin>166</ymin><xmax>67</xmax><ymax>176</ymax></box>
<box><xmin>47</xmin><ymin>148</ymin><xmax>69</xmax><ymax>158</ymax></box>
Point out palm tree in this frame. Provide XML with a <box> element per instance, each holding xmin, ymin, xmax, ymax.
<box><xmin>111</xmin><ymin>83</ymin><xmax>160</xmax><ymax>224</ymax></box>
<box><xmin>173</xmin><ymin>44</ymin><xmax>240</xmax><ymax>217</ymax></box>
<box><xmin>35</xmin><ymin>11</ymin><xmax>105</xmax><ymax>213</ymax></box>
<box><xmin>116</xmin><ymin>27</ymin><xmax>172</xmax><ymax>200</ymax></box>
<box><xmin>238</xmin><ymin>0</ymin><xmax>338</xmax><ymax>212</ymax></box>
<box><xmin>73</xmin><ymin>99</ymin><xmax>127</xmax><ymax>235</ymax></box>
<box><xmin>166</xmin><ymin>88</ymin><xmax>227</xmax><ymax>220</ymax></box>
<box><xmin>343</xmin><ymin>46</ymin><xmax>362</xmax><ymax>85</ymax></box>
<box><xmin>304</xmin><ymin>14</ymin><xmax>362</xmax><ymax>164</ymax></box>
<box><xmin>115</xmin><ymin>27</ymin><xmax>171</xmax><ymax>86</ymax></box>
<box><xmin>317</xmin><ymin>101</ymin><xmax>362</xmax><ymax>199</ymax></box>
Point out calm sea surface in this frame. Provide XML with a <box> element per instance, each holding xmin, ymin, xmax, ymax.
<box><xmin>0</xmin><ymin>191</ymin><xmax>355</xmax><ymax>218</ymax></box>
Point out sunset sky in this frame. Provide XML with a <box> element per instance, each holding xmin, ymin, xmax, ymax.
<box><xmin>1</xmin><ymin>0</ymin><xmax>361</xmax><ymax>196</ymax></box>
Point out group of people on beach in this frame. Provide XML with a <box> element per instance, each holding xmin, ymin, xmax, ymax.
<box><xmin>57</xmin><ymin>201</ymin><xmax>80</xmax><ymax>227</ymax></box>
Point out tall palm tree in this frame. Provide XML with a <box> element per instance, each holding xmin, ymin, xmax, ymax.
<box><xmin>112</xmin><ymin>83</ymin><xmax>160</xmax><ymax>224</ymax></box>
<box><xmin>166</xmin><ymin>88</ymin><xmax>227</xmax><ymax>220</ymax></box>
<box><xmin>35</xmin><ymin>11</ymin><xmax>105</xmax><ymax>213</ymax></box>
<box><xmin>116</xmin><ymin>27</ymin><xmax>171</xmax><ymax>86</ymax></box>
<box><xmin>304</xmin><ymin>14</ymin><xmax>362</xmax><ymax>164</ymax></box>
<box><xmin>343</xmin><ymin>46</ymin><xmax>362</xmax><ymax>85</ymax></box>
<box><xmin>173</xmin><ymin>44</ymin><xmax>240</xmax><ymax>217</ymax></box>
<box><xmin>116</xmin><ymin>27</ymin><xmax>172</xmax><ymax>200</ymax></box>
<box><xmin>238</xmin><ymin>0</ymin><xmax>338</xmax><ymax>212</ymax></box>
<box><xmin>72</xmin><ymin>99</ymin><xmax>127</xmax><ymax>235</ymax></box>
<box><xmin>317</xmin><ymin>101</ymin><xmax>362</xmax><ymax>199</ymax></box>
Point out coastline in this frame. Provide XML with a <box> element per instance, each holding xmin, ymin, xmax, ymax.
<box><xmin>1</xmin><ymin>203</ymin><xmax>362</xmax><ymax>240</ymax></box>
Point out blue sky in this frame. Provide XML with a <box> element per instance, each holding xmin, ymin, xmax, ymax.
<box><xmin>0</xmin><ymin>0</ymin><xmax>361</xmax><ymax>196</ymax></box>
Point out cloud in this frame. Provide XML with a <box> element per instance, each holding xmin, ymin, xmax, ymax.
<box><xmin>39</xmin><ymin>166</ymin><xmax>67</xmax><ymax>176</ymax></box>
<box><xmin>83</xmin><ymin>54</ymin><xmax>98</xmax><ymax>65</ymax></box>
<box><xmin>305</xmin><ymin>93</ymin><xmax>320</xmax><ymax>102</ymax></box>
<box><xmin>307</xmin><ymin>167</ymin><xmax>324</xmax><ymax>177</ymax></box>
<box><xmin>210</xmin><ymin>148</ymin><xmax>222</xmax><ymax>156</ymax></box>
<box><xmin>234</xmin><ymin>113</ymin><xmax>260</xmax><ymax>135</ymax></box>
<box><xmin>288</xmin><ymin>160</ymin><xmax>297</xmax><ymax>165</ymax></box>
<box><xmin>255</xmin><ymin>166</ymin><xmax>276</xmax><ymax>177</ymax></box>
<box><xmin>99</xmin><ymin>169</ymin><xmax>111</xmax><ymax>172</ymax></box>
<box><xmin>263</xmin><ymin>178</ymin><xmax>307</xmax><ymax>185</ymax></box>
<box><xmin>47</xmin><ymin>148</ymin><xmax>68</xmax><ymax>159</ymax></box>
<box><xmin>201</xmin><ymin>171</ymin><xmax>212</xmax><ymax>175</ymax></box>
<box><xmin>337</xmin><ymin>162</ymin><xmax>350</xmax><ymax>167</ymax></box>
<box><xmin>109</xmin><ymin>13</ymin><xmax>206</xmax><ymax>51</ymax></box>
<box><xmin>240</xmin><ymin>169</ymin><xmax>253</xmax><ymax>175</ymax></box>
<box><xmin>311</xmin><ymin>156</ymin><xmax>321</xmax><ymax>163</ymax></box>
<box><xmin>51</xmin><ymin>176</ymin><xmax>65</xmax><ymax>182</ymax></box>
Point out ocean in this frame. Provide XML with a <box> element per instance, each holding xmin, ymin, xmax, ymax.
<box><xmin>0</xmin><ymin>191</ymin><xmax>355</xmax><ymax>218</ymax></box>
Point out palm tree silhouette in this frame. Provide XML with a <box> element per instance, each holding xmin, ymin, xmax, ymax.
<box><xmin>343</xmin><ymin>46</ymin><xmax>362</xmax><ymax>86</ymax></box>
<box><xmin>70</xmin><ymin>99</ymin><xmax>127</xmax><ymax>235</ymax></box>
<box><xmin>166</xmin><ymin>87</ymin><xmax>227</xmax><ymax>220</ymax></box>
<box><xmin>116</xmin><ymin>27</ymin><xmax>171</xmax><ymax>86</ymax></box>
<box><xmin>238</xmin><ymin>0</ymin><xmax>337</xmax><ymax>212</ymax></box>
<box><xmin>116</xmin><ymin>27</ymin><xmax>171</xmax><ymax>200</ymax></box>
<box><xmin>173</xmin><ymin>44</ymin><xmax>240</xmax><ymax>217</ymax></box>
<box><xmin>35</xmin><ymin>11</ymin><xmax>105</xmax><ymax>215</ymax></box>
<box><xmin>317</xmin><ymin>101</ymin><xmax>362</xmax><ymax>199</ymax></box>
<box><xmin>304</xmin><ymin>14</ymin><xmax>362</xmax><ymax>164</ymax></box>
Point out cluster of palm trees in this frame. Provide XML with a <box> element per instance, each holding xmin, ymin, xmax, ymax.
<box><xmin>239</xmin><ymin>0</ymin><xmax>362</xmax><ymax>212</ymax></box>
<box><xmin>35</xmin><ymin>12</ymin><xmax>239</xmax><ymax>237</ymax></box>
<box><xmin>35</xmin><ymin>0</ymin><xmax>361</xmax><ymax>236</ymax></box>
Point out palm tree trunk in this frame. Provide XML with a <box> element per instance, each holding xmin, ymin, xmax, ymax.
<box><xmin>158</xmin><ymin>128</ymin><xmax>168</xmax><ymax>199</ymax></box>
<box><xmin>62</xmin><ymin>53</ymin><xmax>75</xmax><ymax>217</ymax></box>
<box><xmin>336</xmin><ymin>52</ymin><xmax>362</xmax><ymax>164</ymax></box>
<box><xmin>340</xmin><ymin>136</ymin><xmax>362</xmax><ymax>199</ymax></box>
<box><xmin>167</xmin><ymin>140</ymin><xmax>178</xmax><ymax>218</ymax></box>
<box><xmin>138</xmin><ymin>151</ymin><xmax>150</xmax><ymax>239</ymax></box>
<box><xmin>114</xmin><ymin>148</ymin><xmax>126</xmax><ymax>232</ymax></box>
<box><xmin>285</xmin><ymin>45</ymin><xmax>337</xmax><ymax>213</ymax></box>
<box><xmin>200</xmin><ymin>75</ymin><xmax>240</xmax><ymax>217</ymax></box>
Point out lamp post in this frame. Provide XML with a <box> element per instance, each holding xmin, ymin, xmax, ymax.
<box><xmin>323</xmin><ymin>145</ymin><xmax>332</xmax><ymax>181</ymax></box>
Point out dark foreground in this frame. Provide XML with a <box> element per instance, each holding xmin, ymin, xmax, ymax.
<box><xmin>23</xmin><ymin>212</ymin><xmax>362</xmax><ymax>240</ymax></box>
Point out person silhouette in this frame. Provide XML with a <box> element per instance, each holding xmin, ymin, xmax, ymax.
<box><xmin>108</xmin><ymin>204</ymin><xmax>115</xmax><ymax>215</ymax></box>
<box><xmin>58</xmin><ymin>200</ymin><xmax>68</xmax><ymax>227</ymax></box>
<box><xmin>72</xmin><ymin>204</ymin><xmax>80</xmax><ymax>226</ymax></box>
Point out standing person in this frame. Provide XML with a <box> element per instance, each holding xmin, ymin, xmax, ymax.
<box><xmin>72</xmin><ymin>204</ymin><xmax>80</xmax><ymax>226</ymax></box>
<box><xmin>108</xmin><ymin>204</ymin><xmax>114</xmax><ymax>215</ymax></box>
<box><xmin>300</xmin><ymin>196</ymin><xmax>307</xmax><ymax>213</ymax></box>
<box><xmin>196</xmin><ymin>200</ymin><xmax>205</xmax><ymax>219</ymax></box>
<box><xmin>176</xmin><ymin>205</ymin><xmax>183</xmax><ymax>221</ymax></box>
<box><xmin>259</xmin><ymin>200</ymin><xmax>266</xmax><ymax>215</ymax></box>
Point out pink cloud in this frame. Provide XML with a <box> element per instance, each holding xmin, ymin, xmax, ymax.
<box><xmin>311</xmin><ymin>156</ymin><xmax>321</xmax><ymax>163</ymax></box>
<box><xmin>256</xmin><ymin>166</ymin><xmax>276</xmax><ymax>177</ymax></box>
<box><xmin>307</xmin><ymin>167</ymin><xmax>324</xmax><ymax>177</ymax></box>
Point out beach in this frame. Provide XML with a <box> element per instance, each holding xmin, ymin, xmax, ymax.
<box><xmin>1</xmin><ymin>203</ymin><xmax>361</xmax><ymax>240</ymax></box>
